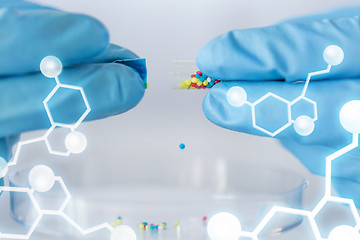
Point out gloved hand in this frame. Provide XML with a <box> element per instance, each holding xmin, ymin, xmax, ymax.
<box><xmin>0</xmin><ymin>0</ymin><xmax>147</xmax><ymax>173</ymax></box>
<box><xmin>198</xmin><ymin>7</ymin><xmax>360</xmax><ymax>205</ymax></box>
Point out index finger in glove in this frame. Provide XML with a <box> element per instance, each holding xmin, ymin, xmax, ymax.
<box><xmin>197</xmin><ymin>15</ymin><xmax>360</xmax><ymax>82</ymax></box>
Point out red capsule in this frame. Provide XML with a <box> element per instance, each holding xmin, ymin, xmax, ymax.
<box><xmin>214</xmin><ymin>80</ymin><xmax>220</xmax><ymax>84</ymax></box>
<box><xmin>191</xmin><ymin>74</ymin><xmax>195</xmax><ymax>78</ymax></box>
<box><xmin>196</xmin><ymin>71</ymin><xmax>202</xmax><ymax>76</ymax></box>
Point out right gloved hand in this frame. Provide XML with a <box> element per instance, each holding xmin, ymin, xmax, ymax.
<box><xmin>198</xmin><ymin>7</ymin><xmax>360</xmax><ymax>205</ymax></box>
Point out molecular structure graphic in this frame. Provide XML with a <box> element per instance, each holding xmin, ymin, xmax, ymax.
<box><xmin>0</xmin><ymin>56</ymin><xmax>135</xmax><ymax>240</ymax></box>
<box><xmin>206</xmin><ymin>45</ymin><xmax>360</xmax><ymax>240</ymax></box>
<box><xmin>226</xmin><ymin>45</ymin><xmax>344</xmax><ymax>137</ymax></box>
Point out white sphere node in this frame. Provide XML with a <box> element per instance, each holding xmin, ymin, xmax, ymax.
<box><xmin>226</xmin><ymin>87</ymin><xmax>247</xmax><ymax>107</ymax></box>
<box><xmin>323</xmin><ymin>45</ymin><xmax>344</xmax><ymax>66</ymax></box>
<box><xmin>28</xmin><ymin>165</ymin><xmax>55</xmax><ymax>192</ymax></box>
<box><xmin>328</xmin><ymin>225</ymin><xmax>360</xmax><ymax>240</ymax></box>
<box><xmin>207</xmin><ymin>212</ymin><xmax>242</xmax><ymax>240</ymax></box>
<box><xmin>340</xmin><ymin>100</ymin><xmax>360</xmax><ymax>133</ymax></box>
<box><xmin>40</xmin><ymin>56</ymin><xmax>62</xmax><ymax>78</ymax></box>
<box><xmin>0</xmin><ymin>157</ymin><xmax>8</xmax><ymax>178</ymax></box>
<box><xmin>294</xmin><ymin>115</ymin><xmax>315</xmax><ymax>136</ymax></box>
<box><xmin>65</xmin><ymin>131</ymin><xmax>87</xmax><ymax>154</ymax></box>
<box><xmin>111</xmin><ymin>225</ymin><xmax>137</xmax><ymax>240</ymax></box>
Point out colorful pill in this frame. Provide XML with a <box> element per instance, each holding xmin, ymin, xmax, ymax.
<box><xmin>180</xmin><ymin>82</ymin><xmax>188</xmax><ymax>89</ymax></box>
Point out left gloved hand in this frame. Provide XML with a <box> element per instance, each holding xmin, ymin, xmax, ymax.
<box><xmin>198</xmin><ymin>7</ymin><xmax>360</xmax><ymax>205</ymax></box>
<box><xmin>0</xmin><ymin>0</ymin><xmax>147</xmax><ymax>178</ymax></box>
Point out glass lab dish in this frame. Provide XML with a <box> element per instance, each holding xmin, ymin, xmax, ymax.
<box><xmin>8</xmin><ymin>162</ymin><xmax>308</xmax><ymax>240</ymax></box>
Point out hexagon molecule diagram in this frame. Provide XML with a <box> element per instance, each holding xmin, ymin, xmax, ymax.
<box><xmin>225</xmin><ymin>45</ymin><xmax>344</xmax><ymax>137</ymax></box>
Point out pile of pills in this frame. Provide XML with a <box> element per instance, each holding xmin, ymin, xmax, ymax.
<box><xmin>139</xmin><ymin>222</ymin><xmax>167</xmax><ymax>231</ymax></box>
<box><xmin>179</xmin><ymin>71</ymin><xmax>220</xmax><ymax>89</ymax></box>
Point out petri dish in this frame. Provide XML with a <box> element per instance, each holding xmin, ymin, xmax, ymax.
<box><xmin>8</xmin><ymin>162</ymin><xmax>308</xmax><ymax>240</ymax></box>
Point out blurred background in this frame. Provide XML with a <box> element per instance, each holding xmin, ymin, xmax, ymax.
<box><xmin>7</xmin><ymin>0</ymin><xmax>360</xmax><ymax>239</ymax></box>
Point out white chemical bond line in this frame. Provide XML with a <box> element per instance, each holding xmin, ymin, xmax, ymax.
<box><xmin>301</xmin><ymin>64</ymin><xmax>332</xmax><ymax>98</ymax></box>
<box><xmin>231</xmin><ymin>64</ymin><xmax>331</xmax><ymax>137</ymax></box>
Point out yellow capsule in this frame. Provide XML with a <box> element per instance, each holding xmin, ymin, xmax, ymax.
<box><xmin>174</xmin><ymin>221</ymin><xmax>180</xmax><ymax>227</ymax></box>
<box><xmin>111</xmin><ymin>222</ymin><xmax>117</xmax><ymax>227</ymax></box>
<box><xmin>117</xmin><ymin>220</ymin><xmax>123</xmax><ymax>225</ymax></box>
<box><xmin>197</xmin><ymin>81</ymin><xmax>202</xmax><ymax>86</ymax></box>
<box><xmin>191</xmin><ymin>77</ymin><xmax>198</xmax><ymax>83</ymax></box>
<box><xmin>185</xmin><ymin>80</ymin><xmax>191</xmax><ymax>86</ymax></box>
<box><xmin>139</xmin><ymin>224</ymin><xmax>145</xmax><ymax>229</ymax></box>
<box><xmin>146</xmin><ymin>225</ymin><xmax>150</xmax><ymax>231</ymax></box>
<box><xmin>203</xmin><ymin>81</ymin><xmax>208</xmax><ymax>86</ymax></box>
<box><xmin>180</xmin><ymin>82</ymin><xmax>187</xmax><ymax>89</ymax></box>
<box><xmin>190</xmin><ymin>86</ymin><xmax>196</xmax><ymax>89</ymax></box>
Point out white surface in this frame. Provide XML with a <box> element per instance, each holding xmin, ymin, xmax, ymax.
<box><xmin>65</xmin><ymin>131</ymin><xmax>87</xmax><ymax>154</ymax></box>
<box><xmin>226</xmin><ymin>87</ymin><xmax>248</xmax><ymax>107</ymax></box>
<box><xmin>111</xmin><ymin>225</ymin><xmax>137</xmax><ymax>240</ymax></box>
<box><xmin>294</xmin><ymin>115</ymin><xmax>315</xmax><ymax>136</ymax></box>
<box><xmin>40</xmin><ymin>56</ymin><xmax>63</xmax><ymax>78</ymax></box>
<box><xmin>323</xmin><ymin>45</ymin><xmax>345</xmax><ymax>66</ymax></box>
<box><xmin>328</xmin><ymin>225</ymin><xmax>360</xmax><ymax>240</ymax></box>
<box><xmin>207</xmin><ymin>212</ymin><xmax>242</xmax><ymax>240</ymax></box>
<box><xmin>340</xmin><ymin>100</ymin><xmax>360</xmax><ymax>134</ymax></box>
<box><xmin>0</xmin><ymin>156</ymin><xmax>8</xmax><ymax>178</ymax></box>
<box><xmin>28</xmin><ymin>165</ymin><xmax>55</xmax><ymax>192</ymax></box>
<box><xmin>16</xmin><ymin>0</ymin><xmax>360</xmax><ymax>239</ymax></box>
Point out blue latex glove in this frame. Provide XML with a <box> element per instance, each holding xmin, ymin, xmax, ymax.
<box><xmin>0</xmin><ymin>0</ymin><xmax>147</xmax><ymax>175</ymax></box>
<box><xmin>198</xmin><ymin>7</ymin><xmax>360</xmax><ymax>205</ymax></box>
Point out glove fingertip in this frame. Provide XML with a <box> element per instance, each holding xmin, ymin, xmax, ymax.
<box><xmin>203</xmin><ymin>83</ymin><xmax>254</xmax><ymax>134</ymax></box>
